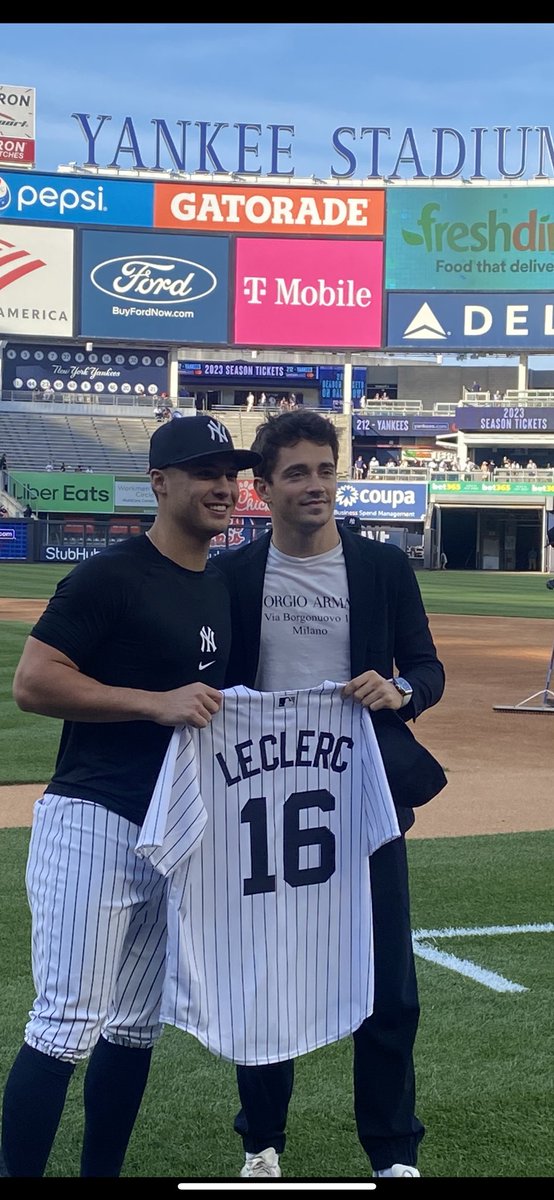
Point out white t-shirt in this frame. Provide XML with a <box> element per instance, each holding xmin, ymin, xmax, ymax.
<box><xmin>136</xmin><ymin>681</ymin><xmax>400</xmax><ymax>1065</ymax></box>
<box><xmin>255</xmin><ymin>542</ymin><xmax>351</xmax><ymax>690</ymax></box>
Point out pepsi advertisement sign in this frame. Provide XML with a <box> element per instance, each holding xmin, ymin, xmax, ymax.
<box><xmin>80</xmin><ymin>230</ymin><xmax>230</xmax><ymax>343</ymax></box>
<box><xmin>0</xmin><ymin>170</ymin><xmax>153</xmax><ymax>226</ymax></box>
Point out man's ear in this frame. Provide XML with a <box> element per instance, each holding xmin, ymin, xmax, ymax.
<box><xmin>253</xmin><ymin>476</ymin><xmax>270</xmax><ymax>503</ymax></box>
<box><xmin>149</xmin><ymin>468</ymin><xmax>167</xmax><ymax>497</ymax></box>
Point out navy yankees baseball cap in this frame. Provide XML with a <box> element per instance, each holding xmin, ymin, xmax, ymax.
<box><xmin>342</xmin><ymin>514</ymin><xmax>362</xmax><ymax>532</ymax></box>
<box><xmin>149</xmin><ymin>413</ymin><xmax>261</xmax><ymax>472</ymax></box>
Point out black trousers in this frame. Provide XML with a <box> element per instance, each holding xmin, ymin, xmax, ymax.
<box><xmin>234</xmin><ymin>836</ymin><xmax>424</xmax><ymax>1172</ymax></box>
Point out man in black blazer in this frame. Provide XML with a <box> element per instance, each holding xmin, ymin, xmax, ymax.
<box><xmin>215</xmin><ymin>408</ymin><xmax>446</xmax><ymax>1180</ymax></box>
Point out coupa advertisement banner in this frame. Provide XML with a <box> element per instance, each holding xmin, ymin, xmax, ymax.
<box><xmin>233</xmin><ymin>237</ymin><xmax>383</xmax><ymax>349</ymax></box>
<box><xmin>334</xmin><ymin>481</ymin><xmax>428</xmax><ymax>521</ymax></box>
<box><xmin>0</xmin><ymin>170</ymin><xmax>153</xmax><ymax>226</ymax></box>
<box><xmin>153</xmin><ymin>182</ymin><xmax>385</xmax><ymax>237</ymax></box>
<box><xmin>3</xmin><ymin>343</ymin><xmax>169</xmax><ymax>397</ymax></box>
<box><xmin>386</xmin><ymin>187</ymin><xmax>554</xmax><ymax>291</ymax></box>
<box><xmin>0</xmin><ymin>223</ymin><xmax>74</xmax><ymax>336</ymax></box>
<box><xmin>80</xmin><ymin>229</ymin><xmax>230</xmax><ymax>343</ymax></box>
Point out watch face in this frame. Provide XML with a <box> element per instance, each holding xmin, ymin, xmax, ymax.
<box><xmin>395</xmin><ymin>678</ymin><xmax>413</xmax><ymax>696</ymax></box>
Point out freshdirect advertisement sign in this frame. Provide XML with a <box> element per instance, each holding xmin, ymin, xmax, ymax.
<box><xmin>387</xmin><ymin>292</ymin><xmax>554</xmax><ymax>351</ymax></box>
<box><xmin>234</xmin><ymin>237</ymin><xmax>383</xmax><ymax>348</ymax></box>
<box><xmin>454</xmin><ymin>406</ymin><xmax>553</xmax><ymax>432</ymax></box>
<box><xmin>430</xmin><ymin>480</ymin><xmax>554</xmax><ymax>496</ymax></box>
<box><xmin>10</xmin><ymin>472</ymin><xmax>114</xmax><ymax>512</ymax></box>
<box><xmin>386</xmin><ymin>187</ymin><xmax>554</xmax><ymax>291</ymax></box>
<box><xmin>335</xmin><ymin>481</ymin><xmax>427</xmax><ymax>520</ymax></box>
<box><xmin>0</xmin><ymin>84</ymin><xmax>35</xmax><ymax>167</ymax></box>
<box><xmin>80</xmin><ymin>230</ymin><xmax>230</xmax><ymax>343</ymax></box>
<box><xmin>353</xmin><ymin>414</ymin><xmax>457</xmax><ymax>436</ymax></box>
<box><xmin>154</xmin><ymin>182</ymin><xmax>384</xmax><ymax>236</ymax></box>
<box><xmin>0</xmin><ymin>170</ymin><xmax>153</xmax><ymax>225</ymax></box>
<box><xmin>0</xmin><ymin>223</ymin><xmax>74</xmax><ymax>336</ymax></box>
<box><xmin>4</xmin><ymin>343</ymin><xmax>168</xmax><ymax>397</ymax></box>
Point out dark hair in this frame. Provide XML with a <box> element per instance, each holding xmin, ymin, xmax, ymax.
<box><xmin>250</xmin><ymin>409</ymin><xmax>340</xmax><ymax>480</ymax></box>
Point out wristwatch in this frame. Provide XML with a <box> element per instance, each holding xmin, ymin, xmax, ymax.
<box><xmin>390</xmin><ymin>676</ymin><xmax>413</xmax><ymax>707</ymax></box>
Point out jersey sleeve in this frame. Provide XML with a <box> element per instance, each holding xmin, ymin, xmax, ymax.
<box><xmin>360</xmin><ymin>707</ymin><xmax>401</xmax><ymax>853</ymax></box>
<box><xmin>135</xmin><ymin>725</ymin><xmax>207</xmax><ymax>875</ymax></box>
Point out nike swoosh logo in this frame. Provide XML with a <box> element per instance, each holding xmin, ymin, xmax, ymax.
<box><xmin>199</xmin><ymin>660</ymin><xmax>215</xmax><ymax>671</ymax></box>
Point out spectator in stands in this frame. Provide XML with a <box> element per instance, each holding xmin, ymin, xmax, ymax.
<box><xmin>45</xmin><ymin>462</ymin><xmax>54</xmax><ymax>472</ymax></box>
<box><xmin>493</xmin><ymin>390</ymin><xmax>503</xmax><ymax>403</ymax></box>
<box><xmin>245</xmin><ymin>392</ymin><xmax>255</xmax><ymax>412</ymax></box>
<box><xmin>60</xmin><ymin>462</ymin><xmax>67</xmax><ymax>472</ymax></box>
<box><xmin>0</xmin><ymin>453</ymin><xmax>7</xmax><ymax>490</ymax></box>
<box><xmin>368</xmin><ymin>455</ymin><xmax>380</xmax><ymax>475</ymax></box>
<box><xmin>23</xmin><ymin>504</ymin><xmax>33</xmax><ymax>518</ymax></box>
<box><xmin>0</xmin><ymin>453</ymin><xmax>7</xmax><ymax>471</ymax></box>
<box><xmin>471</xmin><ymin>380</ymin><xmax>481</xmax><ymax>393</ymax></box>
<box><xmin>353</xmin><ymin>454</ymin><xmax>366</xmax><ymax>480</ymax></box>
<box><xmin>75</xmin><ymin>464</ymin><xmax>84</xmax><ymax>473</ymax></box>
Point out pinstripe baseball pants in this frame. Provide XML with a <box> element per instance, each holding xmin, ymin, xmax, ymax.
<box><xmin>24</xmin><ymin>794</ymin><xmax>168</xmax><ymax>1061</ymax></box>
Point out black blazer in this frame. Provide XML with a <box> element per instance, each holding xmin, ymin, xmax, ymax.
<box><xmin>215</xmin><ymin>529</ymin><xmax>447</xmax><ymax>829</ymax></box>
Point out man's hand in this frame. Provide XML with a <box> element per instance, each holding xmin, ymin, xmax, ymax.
<box><xmin>342</xmin><ymin>671</ymin><xmax>404</xmax><ymax>712</ymax></box>
<box><xmin>154</xmin><ymin>683</ymin><xmax>223</xmax><ymax>728</ymax></box>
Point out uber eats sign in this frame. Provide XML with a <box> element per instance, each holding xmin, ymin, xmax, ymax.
<box><xmin>10</xmin><ymin>472</ymin><xmax>114</xmax><ymax>512</ymax></box>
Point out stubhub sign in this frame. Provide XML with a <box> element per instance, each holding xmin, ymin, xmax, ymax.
<box><xmin>0</xmin><ymin>171</ymin><xmax>153</xmax><ymax>226</ymax></box>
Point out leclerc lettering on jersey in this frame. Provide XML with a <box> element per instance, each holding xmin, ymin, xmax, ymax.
<box><xmin>135</xmin><ymin>681</ymin><xmax>400</xmax><ymax>1065</ymax></box>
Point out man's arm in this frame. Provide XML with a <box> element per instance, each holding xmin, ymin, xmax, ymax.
<box><xmin>13</xmin><ymin>636</ymin><xmax>222</xmax><ymax>729</ymax></box>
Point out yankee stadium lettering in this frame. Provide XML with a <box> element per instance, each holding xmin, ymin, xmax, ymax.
<box><xmin>216</xmin><ymin>728</ymin><xmax>354</xmax><ymax>785</ymax></box>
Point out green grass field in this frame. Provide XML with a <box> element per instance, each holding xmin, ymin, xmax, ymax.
<box><xmin>1</xmin><ymin>562</ymin><xmax>554</xmax><ymax>617</ymax></box>
<box><xmin>0</xmin><ymin>563</ymin><xmax>552</xmax><ymax>1177</ymax></box>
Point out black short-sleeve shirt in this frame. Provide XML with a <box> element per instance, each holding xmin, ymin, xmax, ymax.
<box><xmin>30</xmin><ymin>535</ymin><xmax>231</xmax><ymax>824</ymax></box>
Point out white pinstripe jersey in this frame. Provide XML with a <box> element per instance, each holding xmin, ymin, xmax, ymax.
<box><xmin>135</xmin><ymin>681</ymin><xmax>400</xmax><ymax>1064</ymax></box>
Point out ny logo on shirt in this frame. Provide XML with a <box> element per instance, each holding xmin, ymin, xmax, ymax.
<box><xmin>200</xmin><ymin>625</ymin><xmax>217</xmax><ymax>654</ymax></box>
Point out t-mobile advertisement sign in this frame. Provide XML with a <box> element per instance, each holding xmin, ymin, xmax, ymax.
<box><xmin>233</xmin><ymin>237</ymin><xmax>383</xmax><ymax>349</ymax></box>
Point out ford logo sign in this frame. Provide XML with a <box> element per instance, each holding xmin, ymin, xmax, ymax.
<box><xmin>90</xmin><ymin>255</ymin><xmax>217</xmax><ymax>304</ymax></box>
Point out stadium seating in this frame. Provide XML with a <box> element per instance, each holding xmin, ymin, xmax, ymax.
<box><xmin>0</xmin><ymin>412</ymin><xmax>160</xmax><ymax>473</ymax></box>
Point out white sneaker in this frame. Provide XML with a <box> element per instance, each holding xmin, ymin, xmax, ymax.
<box><xmin>373</xmin><ymin>1164</ymin><xmax>421</xmax><ymax>1177</ymax></box>
<box><xmin>240</xmin><ymin>1147</ymin><xmax>282</xmax><ymax>1178</ymax></box>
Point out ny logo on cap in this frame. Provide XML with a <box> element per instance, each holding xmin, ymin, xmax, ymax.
<box><xmin>207</xmin><ymin>419</ymin><xmax>230</xmax><ymax>444</ymax></box>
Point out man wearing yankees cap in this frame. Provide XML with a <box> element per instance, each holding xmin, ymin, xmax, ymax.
<box><xmin>0</xmin><ymin>415</ymin><xmax>260</xmax><ymax>1178</ymax></box>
